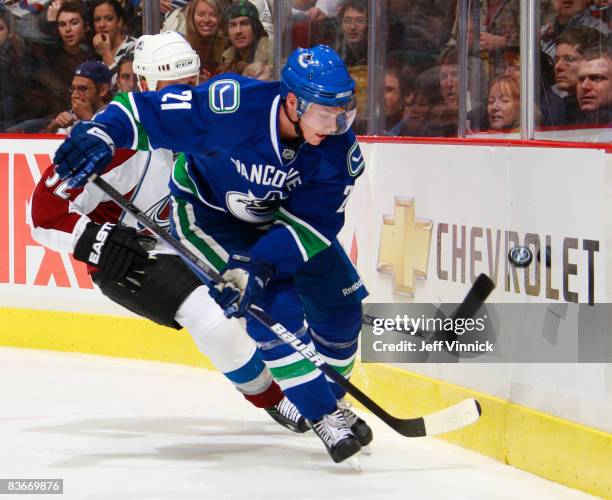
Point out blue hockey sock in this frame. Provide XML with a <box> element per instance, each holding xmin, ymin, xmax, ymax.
<box><xmin>308</xmin><ymin>304</ymin><xmax>362</xmax><ymax>400</ymax></box>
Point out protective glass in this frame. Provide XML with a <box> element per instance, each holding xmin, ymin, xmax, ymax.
<box><xmin>299</xmin><ymin>98</ymin><xmax>357</xmax><ymax>135</ymax></box>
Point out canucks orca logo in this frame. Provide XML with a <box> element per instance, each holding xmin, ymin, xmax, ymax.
<box><xmin>347</xmin><ymin>142</ymin><xmax>365</xmax><ymax>177</ymax></box>
<box><xmin>137</xmin><ymin>195</ymin><xmax>171</xmax><ymax>230</ymax></box>
<box><xmin>298</xmin><ymin>51</ymin><xmax>316</xmax><ymax>68</ymax></box>
<box><xmin>226</xmin><ymin>190</ymin><xmax>286</xmax><ymax>223</ymax></box>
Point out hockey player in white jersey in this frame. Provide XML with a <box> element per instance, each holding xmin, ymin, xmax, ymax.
<box><xmin>30</xmin><ymin>31</ymin><xmax>308</xmax><ymax>434</ymax></box>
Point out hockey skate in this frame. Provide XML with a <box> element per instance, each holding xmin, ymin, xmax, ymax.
<box><xmin>265</xmin><ymin>396</ymin><xmax>310</xmax><ymax>433</ymax></box>
<box><xmin>308</xmin><ymin>408</ymin><xmax>361</xmax><ymax>463</ymax></box>
<box><xmin>338</xmin><ymin>399</ymin><xmax>373</xmax><ymax>447</ymax></box>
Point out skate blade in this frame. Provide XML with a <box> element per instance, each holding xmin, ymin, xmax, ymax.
<box><xmin>360</xmin><ymin>445</ymin><xmax>372</xmax><ymax>456</ymax></box>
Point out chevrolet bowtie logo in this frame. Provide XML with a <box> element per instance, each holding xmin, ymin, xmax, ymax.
<box><xmin>378</xmin><ymin>198</ymin><xmax>433</xmax><ymax>297</ymax></box>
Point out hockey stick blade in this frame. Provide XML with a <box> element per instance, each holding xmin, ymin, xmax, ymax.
<box><xmin>90</xmin><ymin>174</ymin><xmax>491</xmax><ymax>438</ymax></box>
<box><xmin>323</xmin><ymin>361</ymin><xmax>482</xmax><ymax>436</ymax></box>
<box><xmin>422</xmin><ymin>398</ymin><xmax>482</xmax><ymax>436</ymax></box>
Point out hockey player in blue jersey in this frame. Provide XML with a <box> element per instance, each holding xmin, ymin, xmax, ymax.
<box><xmin>54</xmin><ymin>44</ymin><xmax>371</xmax><ymax>463</ymax></box>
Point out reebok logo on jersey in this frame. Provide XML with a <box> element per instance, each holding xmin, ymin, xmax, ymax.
<box><xmin>88</xmin><ymin>222</ymin><xmax>113</xmax><ymax>264</ymax></box>
<box><xmin>342</xmin><ymin>279</ymin><xmax>363</xmax><ymax>297</ymax></box>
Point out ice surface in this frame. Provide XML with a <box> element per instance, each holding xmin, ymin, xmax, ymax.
<box><xmin>0</xmin><ymin>347</ymin><xmax>592</xmax><ymax>500</ymax></box>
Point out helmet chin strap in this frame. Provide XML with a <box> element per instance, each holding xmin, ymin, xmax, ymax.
<box><xmin>282</xmin><ymin>100</ymin><xmax>304</xmax><ymax>141</ymax></box>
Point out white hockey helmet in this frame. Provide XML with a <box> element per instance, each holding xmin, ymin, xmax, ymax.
<box><xmin>133</xmin><ymin>31</ymin><xmax>200</xmax><ymax>91</ymax></box>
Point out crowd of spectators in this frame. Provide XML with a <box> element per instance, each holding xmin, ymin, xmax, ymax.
<box><xmin>287</xmin><ymin>0</ymin><xmax>612</xmax><ymax>135</ymax></box>
<box><xmin>0</xmin><ymin>0</ymin><xmax>611</xmax><ymax>135</ymax></box>
<box><xmin>0</xmin><ymin>0</ymin><xmax>275</xmax><ymax>132</ymax></box>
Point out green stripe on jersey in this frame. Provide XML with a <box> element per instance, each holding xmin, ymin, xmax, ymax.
<box><xmin>173</xmin><ymin>154</ymin><xmax>200</xmax><ymax>196</ymax></box>
<box><xmin>113</xmin><ymin>93</ymin><xmax>151</xmax><ymax>151</ymax></box>
<box><xmin>275</xmin><ymin>209</ymin><xmax>330</xmax><ymax>259</ymax></box>
<box><xmin>175</xmin><ymin>198</ymin><xmax>227</xmax><ymax>272</ymax></box>
<box><xmin>269</xmin><ymin>358</ymin><xmax>317</xmax><ymax>381</ymax></box>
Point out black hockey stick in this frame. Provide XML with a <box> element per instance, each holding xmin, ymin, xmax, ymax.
<box><xmin>90</xmin><ymin>173</ymin><xmax>493</xmax><ymax>437</ymax></box>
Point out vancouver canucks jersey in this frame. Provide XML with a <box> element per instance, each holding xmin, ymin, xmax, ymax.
<box><xmin>92</xmin><ymin>74</ymin><xmax>366</xmax><ymax>274</ymax></box>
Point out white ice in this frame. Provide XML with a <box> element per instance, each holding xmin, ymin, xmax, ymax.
<box><xmin>0</xmin><ymin>347</ymin><xmax>592</xmax><ymax>500</ymax></box>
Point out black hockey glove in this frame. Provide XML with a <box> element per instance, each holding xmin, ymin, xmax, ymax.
<box><xmin>74</xmin><ymin>222</ymin><xmax>156</xmax><ymax>290</ymax></box>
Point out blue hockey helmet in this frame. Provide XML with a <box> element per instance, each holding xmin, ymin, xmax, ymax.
<box><xmin>280</xmin><ymin>45</ymin><xmax>357</xmax><ymax>135</ymax></box>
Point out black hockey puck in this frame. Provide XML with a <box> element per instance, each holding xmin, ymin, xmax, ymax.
<box><xmin>508</xmin><ymin>246</ymin><xmax>533</xmax><ymax>268</ymax></box>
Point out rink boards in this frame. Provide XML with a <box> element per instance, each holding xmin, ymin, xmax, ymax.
<box><xmin>0</xmin><ymin>136</ymin><xmax>611</xmax><ymax>498</ymax></box>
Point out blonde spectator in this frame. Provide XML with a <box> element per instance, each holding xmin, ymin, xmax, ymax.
<box><xmin>91</xmin><ymin>0</ymin><xmax>136</xmax><ymax>72</ymax></box>
<box><xmin>487</xmin><ymin>75</ymin><xmax>520</xmax><ymax>131</ymax></box>
<box><xmin>242</xmin><ymin>60</ymin><xmax>273</xmax><ymax>80</ymax></box>
<box><xmin>218</xmin><ymin>0</ymin><xmax>272</xmax><ymax>75</ymax></box>
<box><xmin>185</xmin><ymin>0</ymin><xmax>229</xmax><ymax>81</ymax></box>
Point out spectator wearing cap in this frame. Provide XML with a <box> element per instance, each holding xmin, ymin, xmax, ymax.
<box><xmin>218</xmin><ymin>0</ymin><xmax>272</xmax><ymax>75</ymax></box>
<box><xmin>45</xmin><ymin>60</ymin><xmax>112</xmax><ymax>133</ymax></box>
<box><xmin>240</xmin><ymin>0</ymin><xmax>273</xmax><ymax>37</ymax></box>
